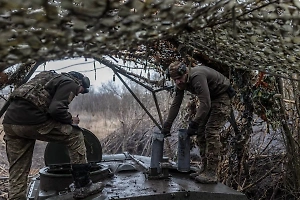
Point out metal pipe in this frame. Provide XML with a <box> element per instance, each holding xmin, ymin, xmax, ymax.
<box><xmin>127</xmin><ymin>154</ymin><xmax>148</xmax><ymax>170</ymax></box>
<box><xmin>149</xmin><ymin>129</ymin><xmax>164</xmax><ymax>175</ymax></box>
<box><xmin>95</xmin><ymin>57</ymin><xmax>154</xmax><ymax>91</ymax></box>
<box><xmin>96</xmin><ymin>57</ymin><xmax>164</xmax><ymax>129</ymax></box>
<box><xmin>151</xmin><ymin>92</ymin><xmax>163</xmax><ymax>125</ymax></box>
<box><xmin>113</xmin><ymin>70</ymin><xmax>162</xmax><ymax>129</ymax></box>
<box><xmin>177</xmin><ymin>129</ymin><xmax>190</xmax><ymax>172</ymax></box>
<box><xmin>153</xmin><ymin>86</ymin><xmax>173</xmax><ymax>93</ymax></box>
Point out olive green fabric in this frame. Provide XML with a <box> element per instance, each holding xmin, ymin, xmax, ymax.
<box><xmin>196</xmin><ymin>93</ymin><xmax>230</xmax><ymax>171</ymax></box>
<box><xmin>3</xmin><ymin>121</ymin><xmax>87</xmax><ymax>200</ymax></box>
<box><xmin>165</xmin><ymin>65</ymin><xmax>230</xmax><ymax>126</ymax></box>
<box><xmin>2</xmin><ymin>71</ymin><xmax>87</xmax><ymax>199</ymax></box>
<box><xmin>3</xmin><ymin>72</ymin><xmax>80</xmax><ymax>125</ymax></box>
<box><xmin>165</xmin><ymin>64</ymin><xmax>231</xmax><ymax>183</ymax></box>
<box><xmin>9</xmin><ymin>71</ymin><xmax>60</xmax><ymax>113</ymax></box>
<box><xmin>192</xmin><ymin>93</ymin><xmax>230</xmax><ymax>184</ymax></box>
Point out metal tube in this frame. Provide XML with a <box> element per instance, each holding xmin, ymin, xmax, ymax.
<box><xmin>177</xmin><ymin>129</ymin><xmax>190</xmax><ymax>172</ymax></box>
<box><xmin>113</xmin><ymin>70</ymin><xmax>162</xmax><ymax>129</ymax></box>
<box><xmin>150</xmin><ymin>128</ymin><xmax>164</xmax><ymax>175</ymax></box>
<box><xmin>128</xmin><ymin>154</ymin><xmax>148</xmax><ymax>170</ymax></box>
<box><xmin>151</xmin><ymin>91</ymin><xmax>163</xmax><ymax>125</ymax></box>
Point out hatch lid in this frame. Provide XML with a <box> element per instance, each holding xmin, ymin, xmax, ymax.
<box><xmin>44</xmin><ymin>128</ymin><xmax>102</xmax><ymax>166</ymax></box>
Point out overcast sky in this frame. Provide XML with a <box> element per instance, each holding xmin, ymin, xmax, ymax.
<box><xmin>35</xmin><ymin>57</ymin><xmax>121</xmax><ymax>90</ymax></box>
<box><xmin>0</xmin><ymin>57</ymin><xmax>164</xmax><ymax>96</ymax></box>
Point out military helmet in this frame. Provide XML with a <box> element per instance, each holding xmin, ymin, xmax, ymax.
<box><xmin>68</xmin><ymin>71</ymin><xmax>90</xmax><ymax>93</ymax></box>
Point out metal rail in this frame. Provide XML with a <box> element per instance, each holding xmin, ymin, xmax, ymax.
<box><xmin>0</xmin><ymin>57</ymin><xmax>172</xmax><ymax>130</ymax></box>
<box><xmin>127</xmin><ymin>154</ymin><xmax>149</xmax><ymax>170</ymax></box>
<box><xmin>95</xmin><ymin>57</ymin><xmax>173</xmax><ymax>130</ymax></box>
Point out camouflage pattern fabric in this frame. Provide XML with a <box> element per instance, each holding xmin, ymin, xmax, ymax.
<box><xmin>196</xmin><ymin>93</ymin><xmax>230</xmax><ymax>175</ymax></box>
<box><xmin>10</xmin><ymin>71</ymin><xmax>60</xmax><ymax>113</ymax></box>
<box><xmin>3</xmin><ymin>120</ymin><xmax>87</xmax><ymax>200</ymax></box>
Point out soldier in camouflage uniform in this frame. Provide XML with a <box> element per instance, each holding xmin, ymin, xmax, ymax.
<box><xmin>2</xmin><ymin>71</ymin><xmax>104</xmax><ymax>199</ymax></box>
<box><xmin>162</xmin><ymin>61</ymin><xmax>234</xmax><ymax>184</ymax></box>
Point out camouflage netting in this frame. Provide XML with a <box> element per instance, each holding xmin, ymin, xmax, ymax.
<box><xmin>0</xmin><ymin>1</ymin><xmax>300</xmax><ymax>198</ymax></box>
<box><xmin>0</xmin><ymin>0</ymin><xmax>300</xmax><ymax>88</ymax></box>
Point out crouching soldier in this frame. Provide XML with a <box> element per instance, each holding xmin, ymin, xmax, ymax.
<box><xmin>2</xmin><ymin>70</ymin><xmax>104</xmax><ymax>199</ymax></box>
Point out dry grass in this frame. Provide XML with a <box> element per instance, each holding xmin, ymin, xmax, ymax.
<box><xmin>75</xmin><ymin>112</ymin><xmax>118</xmax><ymax>140</ymax></box>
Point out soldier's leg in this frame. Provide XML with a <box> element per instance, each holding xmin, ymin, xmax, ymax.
<box><xmin>196</xmin><ymin>125</ymin><xmax>207</xmax><ymax>172</ymax></box>
<box><xmin>31</xmin><ymin>121</ymin><xmax>103</xmax><ymax>199</ymax></box>
<box><xmin>25</xmin><ymin>121</ymin><xmax>87</xmax><ymax>164</ymax></box>
<box><xmin>189</xmin><ymin>115</ymin><xmax>210</xmax><ymax>179</ymax></box>
<box><xmin>51</xmin><ymin>124</ymin><xmax>87</xmax><ymax>164</ymax></box>
<box><xmin>195</xmin><ymin>93</ymin><xmax>230</xmax><ymax>184</ymax></box>
<box><xmin>46</xmin><ymin>124</ymin><xmax>104</xmax><ymax>199</ymax></box>
<box><xmin>189</xmin><ymin>126</ymin><xmax>207</xmax><ymax>179</ymax></box>
<box><xmin>3</xmin><ymin>124</ymin><xmax>35</xmax><ymax>200</ymax></box>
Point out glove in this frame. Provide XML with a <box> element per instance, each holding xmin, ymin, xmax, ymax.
<box><xmin>161</xmin><ymin>122</ymin><xmax>172</xmax><ymax>138</ymax></box>
<box><xmin>187</xmin><ymin>121</ymin><xmax>199</xmax><ymax>136</ymax></box>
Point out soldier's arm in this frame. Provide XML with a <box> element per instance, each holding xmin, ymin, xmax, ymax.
<box><xmin>48</xmin><ymin>80</ymin><xmax>79</xmax><ymax>124</ymax></box>
<box><xmin>164</xmin><ymin>89</ymin><xmax>184</xmax><ymax>125</ymax></box>
<box><xmin>192</xmin><ymin>74</ymin><xmax>211</xmax><ymax>127</ymax></box>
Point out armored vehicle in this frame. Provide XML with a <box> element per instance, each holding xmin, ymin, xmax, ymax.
<box><xmin>26</xmin><ymin>128</ymin><xmax>248</xmax><ymax>200</ymax></box>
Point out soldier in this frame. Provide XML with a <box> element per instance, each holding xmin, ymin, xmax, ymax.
<box><xmin>2</xmin><ymin>71</ymin><xmax>104</xmax><ymax>199</ymax></box>
<box><xmin>161</xmin><ymin>61</ymin><xmax>235</xmax><ymax>184</ymax></box>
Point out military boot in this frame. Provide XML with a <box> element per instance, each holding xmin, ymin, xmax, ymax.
<box><xmin>194</xmin><ymin>144</ymin><xmax>219</xmax><ymax>184</ymax></box>
<box><xmin>71</xmin><ymin>163</ymin><xmax>104</xmax><ymax>199</ymax></box>
<box><xmin>194</xmin><ymin>169</ymin><xmax>218</xmax><ymax>184</ymax></box>
<box><xmin>189</xmin><ymin>156</ymin><xmax>207</xmax><ymax>179</ymax></box>
<box><xmin>194</xmin><ymin>157</ymin><xmax>218</xmax><ymax>183</ymax></box>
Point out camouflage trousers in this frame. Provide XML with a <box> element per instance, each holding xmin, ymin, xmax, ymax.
<box><xmin>196</xmin><ymin>93</ymin><xmax>231</xmax><ymax>172</ymax></box>
<box><xmin>3</xmin><ymin>120</ymin><xmax>87</xmax><ymax>200</ymax></box>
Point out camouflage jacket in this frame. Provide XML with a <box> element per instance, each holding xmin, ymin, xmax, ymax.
<box><xmin>3</xmin><ymin>71</ymin><xmax>81</xmax><ymax>125</ymax></box>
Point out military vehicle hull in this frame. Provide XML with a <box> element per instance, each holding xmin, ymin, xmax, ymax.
<box><xmin>27</xmin><ymin>152</ymin><xmax>247</xmax><ymax>200</ymax></box>
<box><xmin>26</xmin><ymin>128</ymin><xmax>247</xmax><ymax>200</ymax></box>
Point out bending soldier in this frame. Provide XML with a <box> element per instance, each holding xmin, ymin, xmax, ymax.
<box><xmin>2</xmin><ymin>70</ymin><xmax>104</xmax><ymax>199</ymax></box>
<box><xmin>161</xmin><ymin>61</ymin><xmax>235</xmax><ymax>184</ymax></box>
